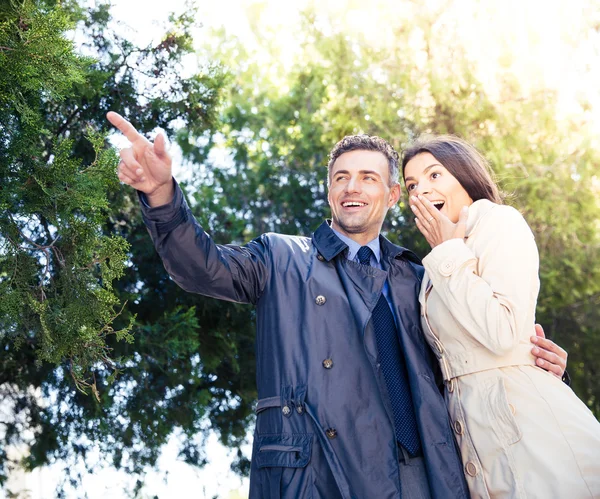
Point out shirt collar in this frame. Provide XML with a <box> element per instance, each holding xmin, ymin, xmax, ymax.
<box><xmin>331</xmin><ymin>228</ymin><xmax>382</xmax><ymax>263</ymax></box>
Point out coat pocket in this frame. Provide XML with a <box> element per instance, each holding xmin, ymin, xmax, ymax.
<box><xmin>487</xmin><ymin>377</ymin><xmax>522</xmax><ymax>446</ymax></box>
<box><xmin>255</xmin><ymin>433</ymin><xmax>313</xmax><ymax>499</ymax></box>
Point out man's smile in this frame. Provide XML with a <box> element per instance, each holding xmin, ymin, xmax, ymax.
<box><xmin>341</xmin><ymin>200</ymin><xmax>369</xmax><ymax>210</ymax></box>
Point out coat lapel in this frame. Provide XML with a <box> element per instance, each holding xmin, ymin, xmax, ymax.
<box><xmin>380</xmin><ymin>236</ymin><xmax>430</xmax><ymax>363</ymax></box>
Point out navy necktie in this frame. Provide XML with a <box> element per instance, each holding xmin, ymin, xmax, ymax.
<box><xmin>357</xmin><ymin>246</ymin><xmax>421</xmax><ymax>456</ymax></box>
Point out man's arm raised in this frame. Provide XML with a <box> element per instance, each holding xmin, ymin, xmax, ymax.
<box><xmin>106</xmin><ymin>111</ymin><xmax>174</xmax><ymax>207</ymax></box>
<box><xmin>105</xmin><ymin>111</ymin><xmax>270</xmax><ymax>305</ymax></box>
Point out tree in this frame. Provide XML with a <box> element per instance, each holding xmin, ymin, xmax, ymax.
<box><xmin>0</xmin><ymin>0</ymin><xmax>238</xmax><ymax>493</ymax></box>
<box><xmin>0</xmin><ymin>0</ymin><xmax>132</xmax><ymax>390</ymax></box>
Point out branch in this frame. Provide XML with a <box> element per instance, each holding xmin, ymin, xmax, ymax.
<box><xmin>55</xmin><ymin>106</ymin><xmax>84</xmax><ymax>138</ymax></box>
<box><xmin>7</xmin><ymin>214</ymin><xmax>59</xmax><ymax>250</ymax></box>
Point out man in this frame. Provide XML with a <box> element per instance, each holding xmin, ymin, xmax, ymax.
<box><xmin>108</xmin><ymin>111</ymin><xmax>567</xmax><ymax>498</ymax></box>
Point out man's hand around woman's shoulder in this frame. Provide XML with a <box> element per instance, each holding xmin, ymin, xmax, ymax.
<box><xmin>531</xmin><ymin>324</ymin><xmax>568</xmax><ymax>380</ymax></box>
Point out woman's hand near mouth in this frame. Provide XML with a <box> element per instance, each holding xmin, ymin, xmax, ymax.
<box><xmin>410</xmin><ymin>195</ymin><xmax>469</xmax><ymax>249</ymax></box>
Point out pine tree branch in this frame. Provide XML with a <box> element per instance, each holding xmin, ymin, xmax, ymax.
<box><xmin>55</xmin><ymin>106</ymin><xmax>84</xmax><ymax>138</ymax></box>
<box><xmin>7</xmin><ymin>214</ymin><xmax>59</xmax><ymax>250</ymax></box>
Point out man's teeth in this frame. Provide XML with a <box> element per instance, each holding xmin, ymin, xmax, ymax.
<box><xmin>343</xmin><ymin>202</ymin><xmax>367</xmax><ymax>207</ymax></box>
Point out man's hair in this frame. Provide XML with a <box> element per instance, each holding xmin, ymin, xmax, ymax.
<box><xmin>401</xmin><ymin>134</ymin><xmax>502</xmax><ymax>204</ymax></box>
<box><xmin>327</xmin><ymin>135</ymin><xmax>400</xmax><ymax>187</ymax></box>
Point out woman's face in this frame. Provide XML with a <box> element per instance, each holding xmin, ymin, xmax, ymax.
<box><xmin>403</xmin><ymin>152</ymin><xmax>473</xmax><ymax>223</ymax></box>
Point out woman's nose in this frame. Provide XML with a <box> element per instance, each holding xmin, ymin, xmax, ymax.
<box><xmin>413</xmin><ymin>183</ymin><xmax>430</xmax><ymax>196</ymax></box>
<box><xmin>411</xmin><ymin>186</ymin><xmax>422</xmax><ymax>196</ymax></box>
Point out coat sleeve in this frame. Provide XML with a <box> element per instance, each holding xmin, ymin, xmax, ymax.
<box><xmin>422</xmin><ymin>205</ymin><xmax>539</xmax><ymax>355</ymax></box>
<box><xmin>138</xmin><ymin>179</ymin><xmax>270</xmax><ymax>305</ymax></box>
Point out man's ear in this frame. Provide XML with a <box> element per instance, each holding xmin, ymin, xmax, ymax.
<box><xmin>388</xmin><ymin>183</ymin><xmax>401</xmax><ymax>207</ymax></box>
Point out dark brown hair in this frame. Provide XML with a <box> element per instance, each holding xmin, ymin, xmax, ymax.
<box><xmin>401</xmin><ymin>135</ymin><xmax>502</xmax><ymax>203</ymax></box>
<box><xmin>328</xmin><ymin>135</ymin><xmax>399</xmax><ymax>187</ymax></box>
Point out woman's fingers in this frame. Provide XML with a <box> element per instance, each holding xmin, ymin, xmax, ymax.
<box><xmin>410</xmin><ymin>197</ymin><xmax>433</xmax><ymax>226</ymax></box>
<box><xmin>416</xmin><ymin>196</ymin><xmax>441</xmax><ymax>221</ymax></box>
<box><xmin>411</xmin><ymin>197</ymin><xmax>436</xmax><ymax>248</ymax></box>
<box><xmin>414</xmin><ymin>216</ymin><xmax>428</xmax><ymax>234</ymax></box>
<box><xmin>410</xmin><ymin>196</ymin><xmax>440</xmax><ymax>229</ymax></box>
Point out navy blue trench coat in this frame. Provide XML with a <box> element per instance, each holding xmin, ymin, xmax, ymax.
<box><xmin>140</xmin><ymin>182</ymin><xmax>470</xmax><ymax>499</ymax></box>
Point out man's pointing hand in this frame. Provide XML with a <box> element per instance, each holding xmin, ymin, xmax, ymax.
<box><xmin>107</xmin><ymin>111</ymin><xmax>174</xmax><ymax>207</ymax></box>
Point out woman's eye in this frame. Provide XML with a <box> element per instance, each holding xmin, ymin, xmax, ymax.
<box><xmin>431</xmin><ymin>172</ymin><xmax>440</xmax><ymax>179</ymax></box>
<box><xmin>406</xmin><ymin>184</ymin><xmax>416</xmax><ymax>191</ymax></box>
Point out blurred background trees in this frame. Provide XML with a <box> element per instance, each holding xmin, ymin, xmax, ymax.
<box><xmin>1</xmin><ymin>0</ymin><xmax>599</xmax><ymax>495</ymax></box>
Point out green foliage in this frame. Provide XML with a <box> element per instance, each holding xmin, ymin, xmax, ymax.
<box><xmin>0</xmin><ymin>0</ymin><xmax>131</xmax><ymax>395</ymax></box>
<box><xmin>0</xmin><ymin>0</ymin><xmax>242</xmax><ymax>494</ymax></box>
<box><xmin>0</xmin><ymin>0</ymin><xmax>91</xmax><ymax>123</ymax></box>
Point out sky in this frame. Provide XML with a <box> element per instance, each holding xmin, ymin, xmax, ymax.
<box><xmin>4</xmin><ymin>0</ymin><xmax>600</xmax><ymax>497</ymax></box>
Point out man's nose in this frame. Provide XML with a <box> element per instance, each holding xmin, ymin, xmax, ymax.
<box><xmin>346</xmin><ymin>177</ymin><xmax>362</xmax><ymax>193</ymax></box>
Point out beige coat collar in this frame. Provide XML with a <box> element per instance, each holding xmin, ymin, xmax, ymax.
<box><xmin>465</xmin><ymin>199</ymin><xmax>500</xmax><ymax>238</ymax></box>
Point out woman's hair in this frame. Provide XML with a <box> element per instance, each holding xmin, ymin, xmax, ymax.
<box><xmin>401</xmin><ymin>135</ymin><xmax>502</xmax><ymax>204</ymax></box>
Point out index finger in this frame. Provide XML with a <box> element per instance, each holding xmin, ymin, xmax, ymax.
<box><xmin>106</xmin><ymin>111</ymin><xmax>144</xmax><ymax>143</ymax></box>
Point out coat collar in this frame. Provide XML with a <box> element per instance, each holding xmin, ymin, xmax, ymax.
<box><xmin>465</xmin><ymin>198</ymin><xmax>498</xmax><ymax>237</ymax></box>
<box><xmin>312</xmin><ymin>221</ymin><xmax>348</xmax><ymax>261</ymax></box>
<box><xmin>312</xmin><ymin>220</ymin><xmax>422</xmax><ymax>265</ymax></box>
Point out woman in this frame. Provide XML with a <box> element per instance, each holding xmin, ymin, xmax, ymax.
<box><xmin>402</xmin><ymin>135</ymin><xmax>600</xmax><ymax>498</ymax></box>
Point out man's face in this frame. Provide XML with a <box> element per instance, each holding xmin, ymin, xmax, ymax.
<box><xmin>328</xmin><ymin>150</ymin><xmax>400</xmax><ymax>244</ymax></box>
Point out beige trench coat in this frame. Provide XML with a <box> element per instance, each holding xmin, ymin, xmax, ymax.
<box><xmin>419</xmin><ymin>199</ymin><xmax>600</xmax><ymax>498</ymax></box>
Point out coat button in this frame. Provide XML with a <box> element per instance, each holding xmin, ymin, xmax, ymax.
<box><xmin>322</xmin><ymin>359</ymin><xmax>333</xmax><ymax>369</ymax></box>
<box><xmin>282</xmin><ymin>405</ymin><xmax>291</xmax><ymax>416</ymax></box>
<box><xmin>317</xmin><ymin>254</ymin><xmax>325</xmax><ymax>262</ymax></box>
<box><xmin>453</xmin><ymin>420</ymin><xmax>464</xmax><ymax>435</ymax></box>
<box><xmin>315</xmin><ymin>295</ymin><xmax>326</xmax><ymax>305</ymax></box>
<box><xmin>440</xmin><ymin>260</ymin><xmax>455</xmax><ymax>275</ymax></box>
<box><xmin>465</xmin><ymin>461</ymin><xmax>478</xmax><ymax>476</ymax></box>
<box><xmin>296</xmin><ymin>405</ymin><xmax>304</xmax><ymax>414</ymax></box>
<box><xmin>325</xmin><ymin>428</ymin><xmax>337</xmax><ymax>439</ymax></box>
